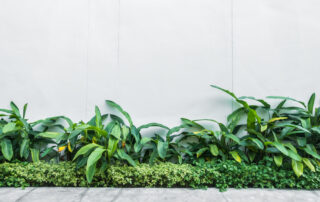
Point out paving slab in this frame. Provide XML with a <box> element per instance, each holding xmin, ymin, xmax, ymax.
<box><xmin>0</xmin><ymin>188</ymin><xmax>320</xmax><ymax>202</ymax></box>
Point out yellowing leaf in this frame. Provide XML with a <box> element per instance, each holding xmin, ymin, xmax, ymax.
<box><xmin>58</xmin><ymin>146</ymin><xmax>66</xmax><ymax>152</ymax></box>
<box><xmin>274</xmin><ymin>155</ymin><xmax>283</xmax><ymax>167</ymax></box>
<box><xmin>292</xmin><ymin>160</ymin><xmax>304</xmax><ymax>177</ymax></box>
<box><xmin>302</xmin><ymin>158</ymin><xmax>315</xmax><ymax>172</ymax></box>
<box><xmin>230</xmin><ymin>151</ymin><xmax>241</xmax><ymax>163</ymax></box>
<box><xmin>261</xmin><ymin>125</ymin><xmax>268</xmax><ymax>132</ymax></box>
<box><xmin>268</xmin><ymin>117</ymin><xmax>288</xmax><ymax>123</ymax></box>
<box><xmin>92</xmin><ymin>137</ymin><xmax>97</xmax><ymax>143</ymax></box>
<box><xmin>68</xmin><ymin>142</ymin><xmax>73</xmax><ymax>152</ymax></box>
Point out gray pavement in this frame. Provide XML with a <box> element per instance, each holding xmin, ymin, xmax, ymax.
<box><xmin>0</xmin><ymin>188</ymin><xmax>319</xmax><ymax>202</ymax></box>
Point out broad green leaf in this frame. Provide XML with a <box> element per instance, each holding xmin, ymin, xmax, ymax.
<box><xmin>166</xmin><ymin>125</ymin><xmax>186</xmax><ymax>136</ymax></box>
<box><xmin>1</xmin><ymin>138</ymin><xmax>13</xmax><ymax>161</ymax></box>
<box><xmin>95</xmin><ymin>106</ymin><xmax>102</xmax><ymax>129</ymax></box>
<box><xmin>86</xmin><ymin>163</ymin><xmax>96</xmax><ymax>183</ymax></box>
<box><xmin>117</xmin><ymin>149</ymin><xmax>136</xmax><ymax>166</ymax></box>
<box><xmin>107</xmin><ymin>137</ymin><xmax>119</xmax><ymax>160</ymax></box>
<box><xmin>248</xmin><ymin>151</ymin><xmax>256</xmax><ymax>162</ymax></box>
<box><xmin>30</xmin><ymin>148</ymin><xmax>40</xmax><ymax>162</ymax></box>
<box><xmin>287</xmin><ymin>150</ymin><xmax>302</xmax><ymax>161</ymax></box>
<box><xmin>269</xmin><ymin>142</ymin><xmax>289</xmax><ymax>156</ymax></box>
<box><xmin>38</xmin><ymin>132</ymin><xmax>63</xmax><ymax>140</ymax></box>
<box><xmin>68</xmin><ymin>129</ymin><xmax>83</xmax><ymax>140</ymax></box>
<box><xmin>138</xmin><ymin>123</ymin><xmax>169</xmax><ymax>131</ymax></box>
<box><xmin>247</xmin><ymin>110</ymin><xmax>256</xmax><ymax>130</ymax></box>
<box><xmin>130</xmin><ymin>125</ymin><xmax>141</xmax><ymax>142</ymax></box>
<box><xmin>181</xmin><ymin>118</ymin><xmax>205</xmax><ymax>130</ymax></box>
<box><xmin>73</xmin><ymin>143</ymin><xmax>100</xmax><ymax>161</ymax></box>
<box><xmin>121</xmin><ymin>125</ymin><xmax>130</xmax><ymax>140</ymax></box>
<box><xmin>230</xmin><ymin>151</ymin><xmax>241</xmax><ymax>163</ymax></box>
<box><xmin>308</xmin><ymin>93</ymin><xmax>315</xmax><ymax>114</ymax></box>
<box><xmin>292</xmin><ymin>159</ymin><xmax>304</xmax><ymax>177</ymax></box>
<box><xmin>302</xmin><ymin>158</ymin><xmax>315</xmax><ymax>172</ymax></box>
<box><xmin>110</xmin><ymin>124</ymin><xmax>121</xmax><ymax>139</ymax></box>
<box><xmin>267</xmin><ymin>96</ymin><xmax>306</xmax><ymax>108</ymax></box>
<box><xmin>248</xmin><ymin>138</ymin><xmax>264</xmax><ymax>150</ymax></box>
<box><xmin>157</xmin><ymin>141</ymin><xmax>168</xmax><ymax>159</ymax></box>
<box><xmin>274</xmin><ymin>155</ymin><xmax>283</xmax><ymax>167</ymax></box>
<box><xmin>40</xmin><ymin>146</ymin><xmax>54</xmax><ymax>158</ymax></box>
<box><xmin>297</xmin><ymin>137</ymin><xmax>306</xmax><ymax>147</ymax></box>
<box><xmin>211</xmin><ymin>85</ymin><xmax>261</xmax><ymax>125</ymax></box>
<box><xmin>10</xmin><ymin>101</ymin><xmax>21</xmax><ymax>117</ymax></box>
<box><xmin>304</xmin><ymin>147</ymin><xmax>320</xmax><ymax>160</ymax></box>
<box><xmin>2</xmin><ymin>122</ymin><xmax>17</xmax><ymax>133</ymax></box>
<box><xmin>106</xmin><ymin>100</ymin><xmax>133</xmax><ymax>126</ymax></box>
<box><xmin>22</xmin><ymin>103</ymin><xmax>28</xmax><ymax>119</ymax></box>
<box><xmin>209</xmin><ymin>144</ymin><xmax>219</xmax><ymax>156</ymax></box>
<box><xmin>20</xmin><ymin>138</ymin><xmax>29</xmax><ymax>158</ymax></box>
<box><xmin>196</xmin><ymin>148</ymin><xmax>208</xmax><ymax>158</ymax></box>
<box><xmin>239</xmin><ymin>96</ymin><xmax>271</xmax><ymax>108</ymax></box>
<box><xmin>87</xmin><ymin>147</ymin><xmax>106</xmax><ymax>170</ymax></box>
<box><xmin>134</xmin><ymin>137</ymin><xmax>152</xmax><ymax>153</ymax></box>
<box><xmin>223</xmin><ymin>133</ymin><xmax>240</xmax><ymax>144</ymax></box>
<box><xmin>227</xmin><ymin>107</ymin><xmax>245</xmax><ymax>131</ymax></box>
<box><xmin>109</xmin><ymin>114</ymin><xmax>125</xmax><ymax>125</ymax></box>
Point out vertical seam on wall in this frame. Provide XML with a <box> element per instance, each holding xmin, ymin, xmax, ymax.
<box><xmin>117</xmin><ymin>0</ymin><xmax>121</xmax><ymax>69</ymax></box>
<box><xmin>85</xmin><ymin>0</ymin><xmax>90</xmax><ymax>120</ymax></box>
<box><xmin>231</xmin><ymin>0</ymin><xmax>235</xmax><ymax>111</ymax></box>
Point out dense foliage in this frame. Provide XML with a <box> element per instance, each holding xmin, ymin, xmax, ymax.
<box><xmin>1</xmin><ymin>85</ymin><xmax>320</xmax><ymax>184</ymax></box>
<box><xmin>1</xmin><ymin>160</ymin><xmax>320</xmax><ymax>191</ymax></box>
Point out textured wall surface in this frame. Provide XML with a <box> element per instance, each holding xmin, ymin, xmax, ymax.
<box><xmin>0</xmin><ymin>0</ymin><xmax>319</xmax><ymax>127</ymax></box>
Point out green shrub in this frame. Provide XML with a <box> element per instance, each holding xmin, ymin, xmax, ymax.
<box><xmin>1</xmin><ymin>161</ymin><xmax>320</xmax><ymax>191</ymax></box>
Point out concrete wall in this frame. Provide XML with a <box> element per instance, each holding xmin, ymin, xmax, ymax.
<box><xmin>0</xmin><ymin>0</ymin><xmax>319</xmax><ymax>127</ymax></box>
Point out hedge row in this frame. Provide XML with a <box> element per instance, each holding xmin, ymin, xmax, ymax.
<box><xmin>1</xmin><ymin>159</ymin><xmax>320</xmax><ymax>191</ymax></box>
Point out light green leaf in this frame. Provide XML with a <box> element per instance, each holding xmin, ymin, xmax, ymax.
<box><xmin>292</xmin><ymin>159</ymin><xmax>304</xmax><ymax>177</ymax></box>
<box><xmin>107</xmin><ymin>137</ymin><xmax>119</xmax><ymax>160</ymax></box>
<box><xmin>2</xmin><ymin>122</ymin><xmax>17</xmax><ymax>134</ymax></box>
<box><xmin>95</xmin><ymin>106</ymin><xmax>102</xmax><ymax>128</ymax></box>
<box><xmin>30</xmin><ymin>148</ymin><xmax>40</xmax><ymax>162</ymax></box>
<box><xmin>209</xmin><ymin>144</ymin><xmax>219</xmax><ymax>156</ymax></box>
<box><xmin>111</xmin><ymin>124</ymin><xmax>121</xmax><ymax>139</ymax></box>
<box><xmin>274</xmin><ymin>155</ymin><xmax>283</xmax><ymax>167</ymax></box>
<box><xmin>302</xmin><ymin>158</ymin><xmax>315</xmax><ymax>172</ymax></box>
<box><xmin>73</xmin><ymin>143</ymin><xmax>100</xmax><ymax>161</ymax></box>
<box><xmin>38</xmin><ymin>132</ymin><xmax>63</xmax><ymax>140</ymax></box>
<box><xmin>87</xmin><ymin>147</ymin><xmax>106</xmax><ymax>169</ymax></box>
<box><xmin>230</xmin><ymin>151</ymin><xmax>241</xmax><ymax>163</ymax></box>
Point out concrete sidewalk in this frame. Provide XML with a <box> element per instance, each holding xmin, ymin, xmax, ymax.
<box><xmin>1</xmin><ymin>188</ymin><xmax>319</xmax><ymax>202</ymax></box>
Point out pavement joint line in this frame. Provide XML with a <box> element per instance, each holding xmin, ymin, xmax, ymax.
<box><xmin>79</xmin><ymin>188</ymin><xmax>89</xmax><ymax>202</ymax></box>
<box><xmin>221</xmin><ymin>192</ymin><xmax>230</xmax><ymax>202</ymax></box>
<box><xmin>110</xmin><ymin>188</ymin><xmax>123</xmax><ymax>202</ymax></box>
<box><xmin>15</xmin><ymin>188</ymin><xmax>35</xmax><ymax>202</ymax></box>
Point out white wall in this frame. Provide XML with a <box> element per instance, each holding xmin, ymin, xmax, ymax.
<box><xmin>0</xmin><ymin>0</ymin><xmax>319</xmax><ymax>127</ymax></box>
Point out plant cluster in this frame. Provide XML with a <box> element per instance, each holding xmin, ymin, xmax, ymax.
<box><xmin>1</xmin><ymin>160</ymin><xmax>320</xmax><ymax>191</ymax></box>
<box><xmin>1</xmin><ymin>85</ymin><xmax>320</xmax><ymax>183</ymax></box>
